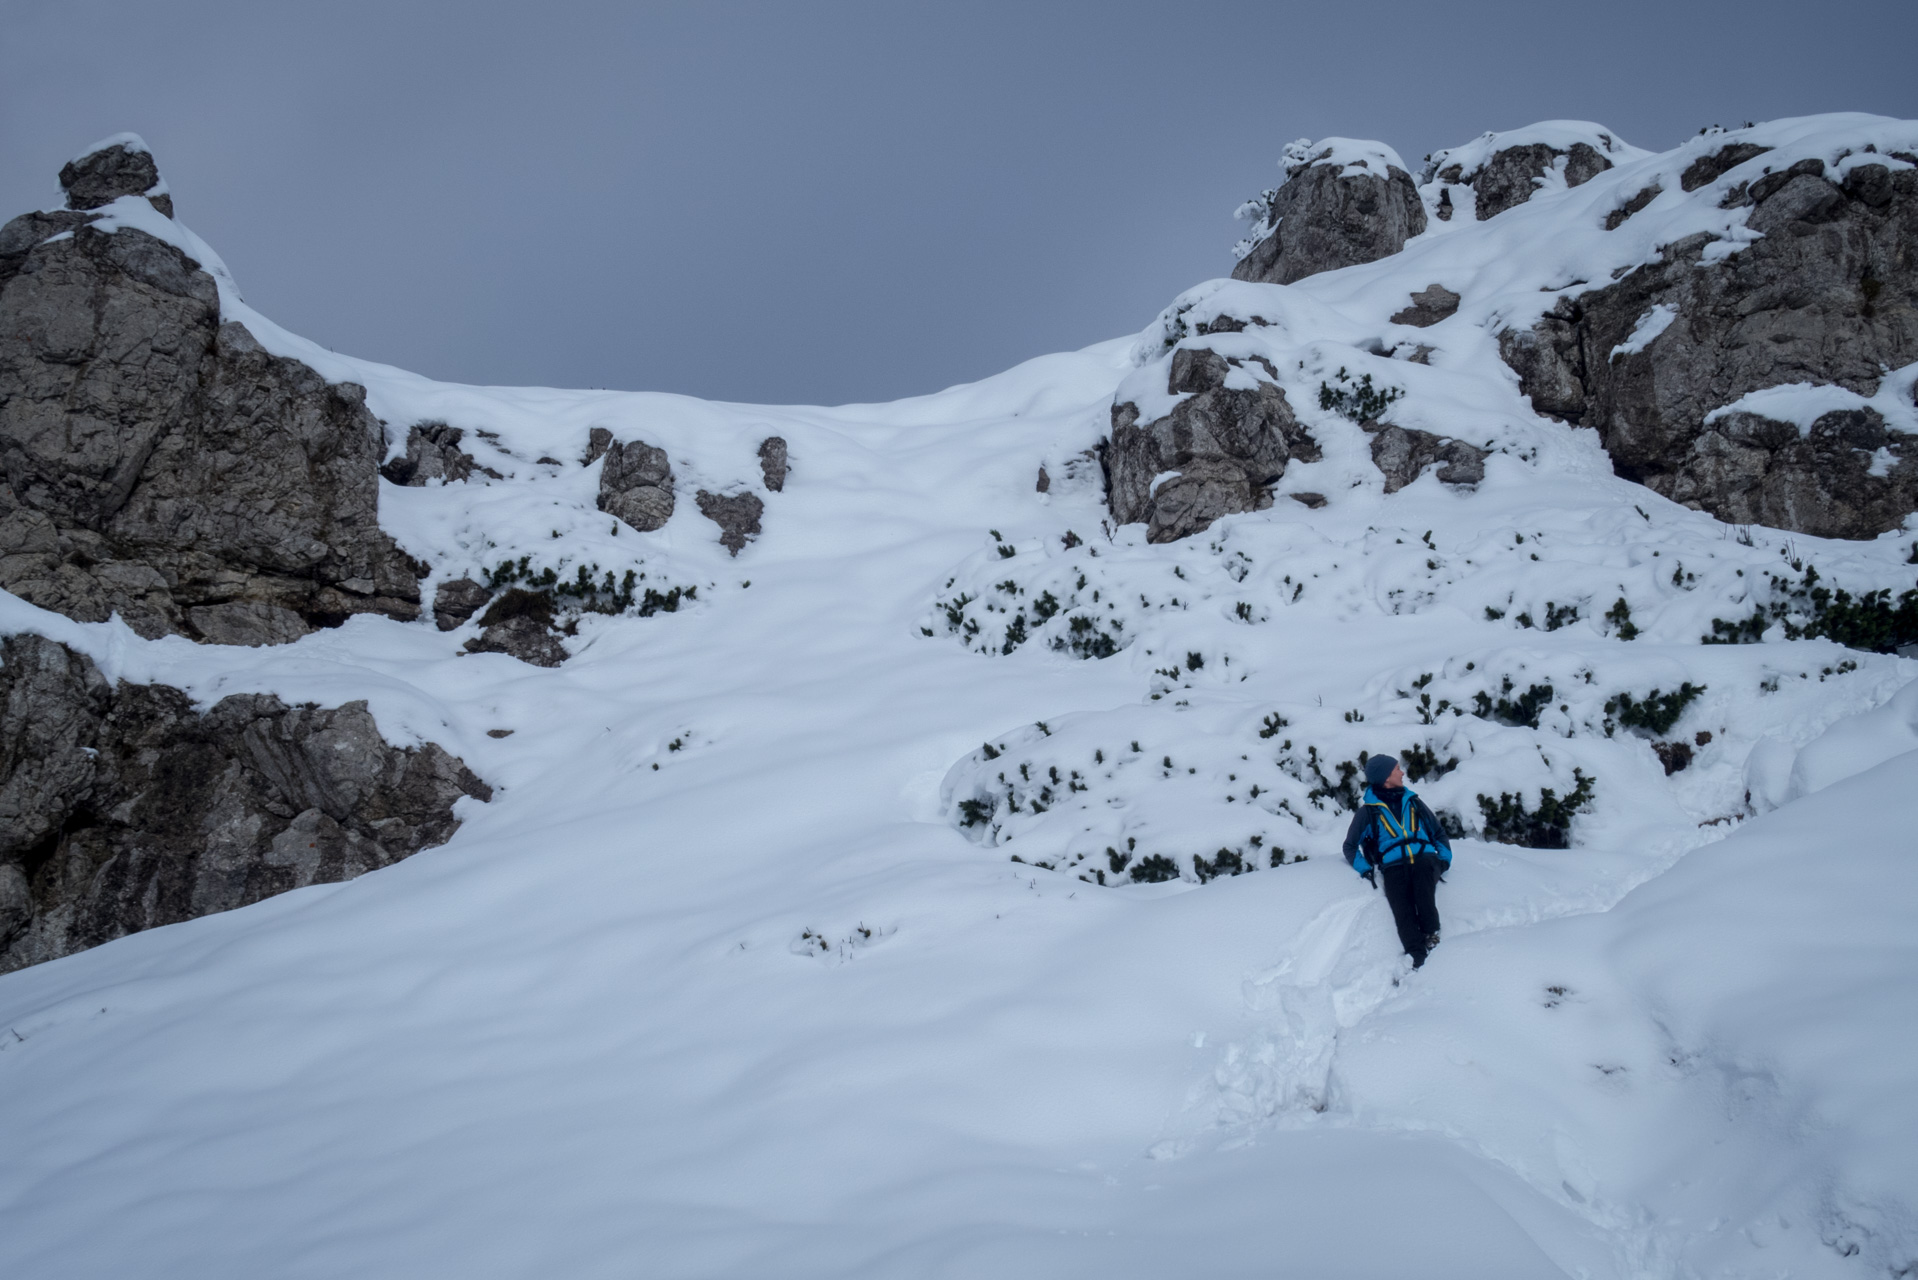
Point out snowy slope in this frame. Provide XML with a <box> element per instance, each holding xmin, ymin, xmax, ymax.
<box><xmin>2</xmin><ymin>114</ymin><xmax>1918</xmax><ymax>1278</ymax></box>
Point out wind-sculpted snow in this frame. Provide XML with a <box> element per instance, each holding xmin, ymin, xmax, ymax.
<box><xmin>2</xmin><ymin>115</ymin><xmax>1918</xmax><ymax>1278</ymax></box>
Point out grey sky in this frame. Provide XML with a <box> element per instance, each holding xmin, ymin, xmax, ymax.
<box><xmin>5</xmin><ymin>0</ymin><xmax>1915</xmax><ymax>405</ymax></box>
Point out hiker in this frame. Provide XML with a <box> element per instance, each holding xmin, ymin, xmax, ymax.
<box><xmin>1343</xmin><ymin>754</ymin><xmax>1452</xmax><ymax>967</ymax></box>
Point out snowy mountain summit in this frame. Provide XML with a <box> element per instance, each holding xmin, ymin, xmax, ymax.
<box><xmin>2</xmin><ymin>120</ymin><xmax>1918</xmax><ymax>1278</ymax></box>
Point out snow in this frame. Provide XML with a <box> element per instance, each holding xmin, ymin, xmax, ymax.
<box><xmin>1705</xmin><ymin>363</ymin><xmax>1918</xmax><ymax>437</ymax></box>
<box><xmin>5</xmin><ymin>112</ymin><xmax>1918</xmax><ymax>1277</ymax></box>
<box><xmin>68</xmin><ymin>130</ymin><xmax>152</xmax><ymax>164</ymax></box>
<box><xmin>1610</xmin><ymin>303</ymin><xmax>1679</xmax><ymax>360</ymax></box>
<box><xmin>1283</xmin><ymin>135</ymin><xmax>1412</xmax><ymax>180</ymax></box>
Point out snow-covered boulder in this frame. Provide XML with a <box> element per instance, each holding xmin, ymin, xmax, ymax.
<box><xmin>0</xmin><ymin>633</ymin><xmax>490</xmax><ymax>974</ymax></box>
<box><xmin>1424</xmin><ymin>121</ymin><xmax>1643</xmax><ymax>221</ymax></box>
<box><xmin>1231</xmin><ymin>138</ymin><xmax>1426</xmax><ymax>285</ymax></box>
<box><xmin>595</xmin><ymin>436</ymin><xmax>676</xmax><ymax>532</ymax></box>
<box><xmin>57</xmin><ymin>133</ymin><xmax>173</xmax><ymax>219</ymax></box>
<box><xmin>0</xmin><ymin>146</ymin><xmax>425</xmax><ymax>643</ymax></box>
<box><xmin>1106</xmin><ymin>344</ymin><xmax>1319</xmax><ymax>543</ymax></box>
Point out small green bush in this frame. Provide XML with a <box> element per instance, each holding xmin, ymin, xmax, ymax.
<box><xmin>1605</xmin><ymin>683</ymin><xmax>1705</xmax><ymax>736</ymax></box>
<box><xmin>1478</xmin><ymin>770</ymin><xmax>1595</xmax><ymax>849</ymax></box>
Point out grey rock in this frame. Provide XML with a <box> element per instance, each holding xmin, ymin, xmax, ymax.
<box><xmin>582</xmin><ymin>426</ymin><xmax>613</xmax><ymax>466</ymax></box>
<box><xmin>1232</xmin><ymin>153</ymin><xmax>1426</xmax><ymax>286</ymax></box>
<box><xmin>1290</xmin><ymin>492</ymin><xmax>1328</xmax><ymax>509</ymax></box>
<box><xmin>1604</xmin><ymin>184</ymin><xmax>1662</xmax><ymax>230</ymax></box>
<box><xmin>433</xmin><ymin>577</ymin><xmax>492</xmax><ymax>631</ymax></box>
<box><xmin>1448</xmin><ymin>141</ymin><xmax>1613</xmax><ymax>221</ymax></box>
<box><xmin>59</xmin><ymin>141</ymin><xmax>173</xmax><ymax>219</ymax></box>
<box><xmin>0</xmin><ymin>193</ymin><xmax>424</xmax><ymax>642</ymax></box>
<box><xmin>0</xmin><ymin>633</ymin><xmax>489</xmax><ymax>973</ymax></box>
<box><xmin>1035</xmin><ymin>465</ymin><xmax>1050</xmax><ymax>493</ymax></box>
<box><xmin>595</xmin><ymin>437</ymin><xmax>675</xmax><ymax>532</ymax></box>
<box><xmin>1680</xmin><ymin>142</ymin><xmax>1771</xmax><ymax>192</ymax></box>
<box><xmin>758</xmin><ymin>436</ymin><xmax>788</xmax><ymax>492</ymax></box>
<box><xmin>1390</xmin><ymin>284</ymin><xmax>1461</xmax><ymax>328</ymax></box>
<box><xmin>1107</xmin><ymin>346</ymin><xmax>1320</xmax><ymax>542</ymax></box>
<box><xmin>461</xmin><ymin>589</ymin><xmax>567</xmax><ymax>666</ymax></box>
<box><xmin>1366</xmin><ymin>422</ymin><xmax>1488</xmax><ymax>493</ymax></box>
<box><xmin>184</xmin><ymin>602</ymin><xmax>312</xmax><ymax>647</ymax></box>
<box><xmin>1500</xmin><ymin>159</ymin><xmax>1918</xmax><ymax>538</ymax></box>
<box><xmin>381</xmin><ymin>422</ymin><xmax>479</xmax><ymax>486</ymax></box>
<box><xmin>696</xmin><ymin>490</ymin><xmax>764</xmax><ymax>556</ymax></box>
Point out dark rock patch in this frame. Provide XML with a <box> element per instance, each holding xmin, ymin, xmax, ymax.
<box><xmin>595</xmin><ymin>438</ymin><xmax>674</xmax><ymax>532</ymax></box>
<box><xmin>0</xmin><ymin>633</ymin><xmax>489</xmax><ymax>973</ymax></box>
<box><xmin>1107</xmin><ymin>346</ymin><xmax>1320</xmax><ymax>543</ymax></box>
<box><xmin>1391</xmin><ymin>284</ymin><xmax>1461</xmax><ymax>328</ymax></box>
<box><xmin>59</xmin><ymin>139</ymin><xmax>172</xmax><ymax>218</ymax></box>
<box><xmin>582</xmin><ymin>426</ymin><xmax>614</xmax><ymax>466</ymax></box>
<box><xmin>1604</xmin><ymin>184</ymin><xmax>1662</xmax><ymax>230</ymax></box>
<box><xmin>433</xmin><ymin>577</ymin><xmax>491</xmax><ymax>631</ymax></box>
<box><xmin>381</xmin><ymin>422</ymin><xmax>487</xmax><ymax>486</ymax></box>
<box><xmin>758</xmin><ymin>436</ymin><xmax>788</xmax><ymax>492</ymax></box>
<box><xmin>1680</xmin><ymin>142</ymin><xmax>1771</xmax><ymax>192</ymax></box>
<box><xmin>696</xmin><ymin>490</ymin><xmax>764</xmax><ymax>556</ymax></box>
<box><xmin>1290</xmin><ymin>492</ymin><xmax>1328</xmax><ymax>509</ymax></box>
<box><xmin>462</xmin><ymin>588</ymin><xmax>568</xmax><ymax>667</ymax></box>
<box><xmin>1366</xmin><ymin>422</ymin><xmax>1488</xmax><ymax>493</ymax></box>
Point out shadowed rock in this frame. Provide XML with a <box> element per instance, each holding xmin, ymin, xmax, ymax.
<box><xmin>595</xmin><ymin>438</ymin><xmax>675</xmax><ymax>532</ymax></box>
<box><xmin>697</xmin><ymin>490</ymin><xmax>764</xmax><ymax>555</ymax></box>
<box><xmin>1499</xmin><ymin>154</ymin><xmax>1918</xmax><ymax>538</ymax></box>
<box><xmin>758</xmin><ymin>436</ymin><xmax>788</xmax><ymax>492</ymax></box>
<box><xmin>1232</xmin><ymin>145</ymin><xmax>1426</xmax><ymax>285</ymax></box>
<box><xmin>0</xmin><ymin>633</ymin><xmax>490</xmax><ymax>973</ymax></box>
<box><xmin>59</xmin><ymin>137</ymin><xmax>173</xmax><ymax>218</ymax></box>
<box><xmin>1107</xmin><ymin>346</ymin><xmax>1320</xmax><ymax>542</ymax></box>
<box><xmin>433</xmin><ymin>577</ymin><xmax>491</xmax><ymax>631</ymax></box>
<box><xmin>1391</xmin><ymin>284</ymin><xmax>1461</xmax><ymax>328</ymax></box>
<box><xmin>462</xmin><ymin>588</ymin><xmax>568</xmax><ymax>666</ymax></box>
<box><xmin>381</xmin><ymin>422</ymin><xmax>484</xmax><ymax>486</ymax></box>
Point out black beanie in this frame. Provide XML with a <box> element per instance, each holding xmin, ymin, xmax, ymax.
<box><xmin>1365</xmin><ymin>754</ymin><xmax>1399</xmax><ymax>788</ymax></box>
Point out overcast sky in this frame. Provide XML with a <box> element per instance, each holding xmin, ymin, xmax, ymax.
<box><xmin>5</xmin><ymin>0</ymin><xmax>1916</xmax><ymax>405</ymax></box>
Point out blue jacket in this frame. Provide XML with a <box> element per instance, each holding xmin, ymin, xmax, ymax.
<box><xmin>1343</xmin><ymin>785</ymin><xmax>1452</xmax><ymax>874</ymax></box>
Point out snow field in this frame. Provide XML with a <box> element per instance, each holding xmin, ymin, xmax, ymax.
<box><xmin>3</xmin><ymin>113</ymin><xmax>1918</xmax><ymax>1276</ymax></box>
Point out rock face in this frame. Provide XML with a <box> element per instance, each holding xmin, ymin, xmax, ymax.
<box><xmin>595</xmin><ymin>438</ymin><xmax>675</xmax><ymax>532</ymax></box>
<box><xmin>381</xmin><ymin>422</ymin><xmax>484</xmax><ymax>486</ymax></box>
<box><xmin>59</xmin><ymin>137</ymin><xmax>173</xmax><ymax>219</ymax></box>
<box><xmin>1366</xmin><ymin>422</ymin><xmax>1488</xmax><ymax>492</ymax></box>
<box><xmin>696</xmin><ymin>490</ymin><xmax>764</xmax><ymax>556</ymax></box>
<box><xmin>1232</xmin><ymin>144</ymin><xmax>1426</xmax><ymax>286</ymax></box>
<box><xmin>0</xmin><ymin>633</ymin><xmax>490</xmax><ymax>973</ymax></box>
<box><xmin>0</xmin><ymin>154</ymin><xmax>423</xmax><ymax>644</ymax></box>
<box><xmin>1500</xmin><ymin>156</ymin><xmax>1918</xmax><ymax>538</ymax></box>
<box><xmin>1107</xmin><ymin>347</ymin><xmax>1320</xmax><ymax>542</ymax></box>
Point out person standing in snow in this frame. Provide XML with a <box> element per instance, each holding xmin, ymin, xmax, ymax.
<box><xmin>1343</xmin><ymin>754</ymin><xmax>1452</xmax><ymax>968</ymax></box>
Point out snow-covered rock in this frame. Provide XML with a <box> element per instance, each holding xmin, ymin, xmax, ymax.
<box><xmin>1231</xmin><ymin>137</ymin><xmax>1426</xmax><ymax>285</ymax></box>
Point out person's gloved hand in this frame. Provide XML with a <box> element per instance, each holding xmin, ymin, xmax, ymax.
<box><xmin>1362</xmin><ymin>869</ymin><xmax>1377</xmax><ymax>890</ymax></box>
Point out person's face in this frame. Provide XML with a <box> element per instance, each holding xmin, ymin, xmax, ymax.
<box><xmin>1387</xmin><ymin>764</ymin><xmax>1405</xmax><ymax>788</ymax></box>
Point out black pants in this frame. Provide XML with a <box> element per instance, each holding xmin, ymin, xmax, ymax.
<box><xmin>1380</xmin><ymin>858</ymin><xmax>1442</xmax><ymax>967</ymax></box>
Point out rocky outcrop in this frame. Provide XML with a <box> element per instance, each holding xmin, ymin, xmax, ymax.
<box><xmin>59</xmin><ymin>137</ymin><xmax>173</xmax><ymax>219</ymax></box>
<box><xmin>696</xmin><ymin>490</ymin><xmax>763</xmax><ymax>556</ymax></box>
<box><xmin>1232</xmin><ymin>143</ymin><xmax>1426</xmax><ymax>286</ymax></box>
<box><xmin>1107</xmin><ymin>347</ymin><xmax>1320</xmax><ymax>542</ymax></box>
<box><xmin>1365</xmin><ymin>422</ymin><xmax>1488</xmax><ymax>492</ymax></box>
<box><xmin>595</xmin><ymin>437</ymin><xmax>675</xmax><ymax>532</ymax></box>
<box><xmin>381</xmin><ymin>422</ymin><xmax>488</xmax><ymax>486</ymax></box>
<box><xmin>0</xmin><ymin>632</ymin><xmax>490</xmax><ymax>973</ymax></box>
<box><xmin>0</xmin><ymin>148</ymin><xmax>424</xmax><ymax>644</ymax></box>
<box><xmin>758</xmin><ymin>436</ymin><xmax>788</xmax><ymax>492</ymax></box>
<box><xmin>1390</xmin><ymin>284</ymin><xmax>1461</xmax><ymax>328</ymax></box>
<box><xmin>582</xmin><ymin>427</ymin><xmax>614</xmax><ymax>466</ymax></box>
<box><xmin>1500</xmin><ymin>155</ymin><xmax>1918</xmax><ymax>538</ymax></box>
<box><xmin>1445</xmin><ymin>142</ymin><xmax>1612</xmax><ymax>220</ymax></box>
